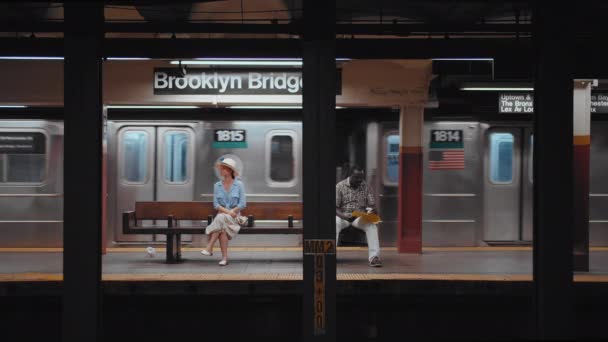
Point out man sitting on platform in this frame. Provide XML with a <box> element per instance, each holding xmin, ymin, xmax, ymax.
<box><xmin>336</xmin><ymin>165</ymin><xmax>382</xmax><ymax>267</ymax></box>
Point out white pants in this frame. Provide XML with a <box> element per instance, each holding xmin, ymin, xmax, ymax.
<box><xmin>336</xmin><ymin>216</ymin><xmax>380</xmax><ymax>262</ymax></box>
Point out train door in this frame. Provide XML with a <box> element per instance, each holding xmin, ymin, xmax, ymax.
<box><xmin>483</xmin><ymin>126</ymin><xmax>533</xmax><ymax>243</ymax></box>
<box><xmin>377</xmin><ymin>128</ymin><xmax>400</xmax><ymax>246</ymax></box>
<box><xmin>114</xmin><ymin>125</ymin><xmax>195</xmax><ymax>243</ymax></box>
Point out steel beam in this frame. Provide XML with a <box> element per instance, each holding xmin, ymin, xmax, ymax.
<box><xmin>302</xmin><ymin>0</ymin><xmax>336</xmax><ymax>340</ymax></box>
<box><xmin>63</xmin><ymin>3</ymin><xmax>104</xmax><ymax>342</ymax></box>
<box><xmin>533</xmin><ymin>4</ymin><xmax>574</xmax><ymax>340</ymax></box>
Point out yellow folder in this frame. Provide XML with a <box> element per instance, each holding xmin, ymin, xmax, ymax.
<box><xmin>351</xmin><ymin>211</ymin><xmax>382</xmax><ymax>224</ymax></box>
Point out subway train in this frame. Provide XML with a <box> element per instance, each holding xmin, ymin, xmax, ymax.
<box><xmin>1</xmin><ymin>112</ymin><xmax>607</xmax><ymax>248</ymax></box>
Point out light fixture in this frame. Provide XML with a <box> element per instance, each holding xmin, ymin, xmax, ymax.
<box><xmin>432</xmin><ymin>58</ymin><xmax>494</xmax><ymax>61</ymax></box>
<box><xmin>0</xmin><ymin>56</ymin><xmax>63</xmax><ymax>60</ymax></box>
<box><xmin>0</xmin><ymin>57</ymin><xmax>153</xmax><ymax>61</ymax></box>
<box><xmin>228</xmin><ymin>105</ymin><xmax>302</xmax><ymax>109</ymax></box>
<box><xmin>171</xmin><ymin>58</ymin><xmax>351</xmax><ymax>66</ymax></box>
<box><xmin>0</xmin><ymin>105</ymin><xmax>28</xmax><ymax>108</ymax></box>
<box><xmin>106</xmin><ymin>105</ymin><xmax>199</xmax><ymax>109</ymax></box>
<box><xmin>227</xmin><ymin>105</ymin><xmax>345</xmax><ymax>109</ymax></box>
<box><xmin>459</xmin><ymin>82</ymin><xmax>533</xmax><ymax>91</ymax></box>
<box><xmin>461</xmin><ymin>87</ymin><xmax>534</xmax><ymax>91</ymax></box>
<box><xmin>106</xmin><ymin>57</ymin><xmax>151</xmax><ymax>61</ymax></box>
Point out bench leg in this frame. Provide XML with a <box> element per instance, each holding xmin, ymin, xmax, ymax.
<box><xmin>166</xmin><ymin>234</ymin><xmax>183</xmax><ymax>264</ymax></box>
<box><xmin>166</xmin><ymin>234</ymin><xmax>175</xmax><ymax>264</ymax></box>
<box><xmin>176</xmin><ymin>233</ymin><xmax>182</xmax><ymax>262</ymax></box>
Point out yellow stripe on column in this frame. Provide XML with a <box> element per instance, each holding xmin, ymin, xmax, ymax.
<box><xmin>573</xmin><ymin>135</ymin><xmax>591</xmax><ymax>145</ymax></box>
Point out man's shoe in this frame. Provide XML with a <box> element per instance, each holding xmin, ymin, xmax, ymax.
<box><xmin>369</xmin><ymin>256</ymin><xmax>382</xmax><ymax>267</ymax></box>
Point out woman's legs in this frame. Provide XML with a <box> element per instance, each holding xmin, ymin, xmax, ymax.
<box><xmin>219</xmin><ymin>231</ymin><xmax>229</xmax><ymax>261</ymax></box>
<box><xmin>205</xmin><ymin>232</ymin><xmax>220</xmax><ymax>253</ymax></box>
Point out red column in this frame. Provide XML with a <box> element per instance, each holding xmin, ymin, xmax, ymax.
<box><xmin>573</xmin><ymin>136</ymin><xmax>589</xmax><ymax>271</ymax></box>
<box><xmin>398</xmin><ymin>146</ymin><xmax>423</xmax><ymax>253</ymax></box>
<box><xmin>397</xmin><ymin>106</ymin><xmax>424</xmax><ymax>253</ymax></box>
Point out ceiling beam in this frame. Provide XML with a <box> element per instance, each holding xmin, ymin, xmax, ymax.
<box><xmin>0</xmin><ymin>37</ymin><xmax>534</xmax><ymax>59</ymax></box>
<box><xmin>0</xmin><ymin>22</ymin><xmax>533</xmax><ymax>35</ymax></box>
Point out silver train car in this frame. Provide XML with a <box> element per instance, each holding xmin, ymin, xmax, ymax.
<box><xmin>0</xmin><ymin>120</ymin><xmax>63</xmax><ymax>247</ymax></box>
<box><xmin>1</xmin><ymin>116</ymin><xmax>608</xmax><ymax>248</ymax></box>
<box><xmin>107</xmin><ymin>120</ymin><xmax>303</xmax><ymax>247</ymax></box>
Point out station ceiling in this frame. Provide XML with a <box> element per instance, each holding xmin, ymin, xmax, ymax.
<box><xmin>0</xmin><ymin>1</ymin><xmax>534</xmax><ymax>37</ymax></box>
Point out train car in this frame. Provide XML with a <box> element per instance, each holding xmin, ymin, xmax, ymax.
<box><xmin>1</xmin><ymin>114</ymin><xmax>607</xmax><ymax>248</ymax></box>
<box><xmin>106</xmin><ymin>119</ymin><xmax>303</xmax><ymax>247</ymax></box>
<box><xmin>0</xmin><ymin>120</ymin><xmax>63</xmax><ymax>247</ymax></box>
<box><xmin>363</xmin><ymin>118</ymin><xmax>608</xmax><ymax>247</ymax></box>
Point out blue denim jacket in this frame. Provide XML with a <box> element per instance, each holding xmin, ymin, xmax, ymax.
<box><xmin>213</xmin><ymin>179</ymin><xmax>247</xmax><ymax>211</ymax></box>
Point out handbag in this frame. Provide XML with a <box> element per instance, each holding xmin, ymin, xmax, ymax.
<box><xmin>236</xmin><ymin>215</ymin><xmax>249</xmax><ymax>226</ymax></box>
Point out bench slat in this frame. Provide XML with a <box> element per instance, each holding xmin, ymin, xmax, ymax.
<box><xmin>125</xmin><ymin>227</ymin><xmax>302</xmax><ymax>234</ymax></box>
<box><xmin>134</xmin><ymin>201</ymin><xmax>302</xmax><ymax>221</ymax></box>
<box><xmin>243</xmin><ymin>202</ymin><xmax>302</xmax><ymax>220</ymax></box>
<box><xmin>135</xmin><ymin>202</ymin><xmax>214</xmax><ymax>220</ymax></box>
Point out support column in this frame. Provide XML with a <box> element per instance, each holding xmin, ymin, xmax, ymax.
<box><xmin>302</xmin><ymin>1</ymin><xmax>336</xmax><ymax>341</ymax></box>
<box><xmin>63</xmin><ymin>3</ymin><xmax>104</xmax><ymax>342</ymax></box>
<box><xmin>397</xmin><ymin>105</ymin><xmax>424</xmax><ymax>253</ymax></box>
<box><xmin>533</xmin><ymin>4</ymin><xmax>574</xmax><ymax>340</ymax></box>
<box><xmin>573</xmin><ymin>80</ymin><xmax>594</xmax><ymax>272</ymax></box>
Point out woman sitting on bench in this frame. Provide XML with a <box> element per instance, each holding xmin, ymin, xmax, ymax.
<box><xmin>201</xmin><ymin>157</ymin><xmax>247</xmax><ymax>266</ymax></box>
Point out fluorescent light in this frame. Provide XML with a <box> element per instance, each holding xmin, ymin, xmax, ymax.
<box><xmin>171</xmin><ymin>58</ymin><xmax>351</xmax><ymax>66</ymax></box>
<box><xmin>459</xmin><ymin>82</ymin><xmax>533</xmax><ymax>91</ymax></box>
<box><xmin>228</xmin><ymin>106</ymin><xmax>345</xmax><ymax>109</ymax></box>
<box><xmin>173</xmin><ymin>60</ymin><xmax>302</xmax><ymax>66</ymax></box>
<box><xmin>107</xmin><ymin>105</ymin><xmax>199</xmax><ymax>109</ymax></box>
<box><xmin>0</xmin><ymin>57</ymin><xmax>152</xmax><ymax>61</ymax></box>
<box><xmin>432</xmin><ymin>58</ymin><xmax>494</xmax><ymax>61</ymax></box>
<box><xmin>0</xmin><ymin>56</ymin><xmax>63</xmax><ymax>60</ymax></box>
<box><xmin>228</xmin><ymin>105</ymin><xmax>302</xmax><ymax>109</ymax></box>
<box><xmin>461</xmin><ymin>87</ymin><xmax>534</xmax><ymax>91</ymax></box>
<box><xmin>106</xmin><ymin>57</ymin><xmax>151</xmax><ymax>61</ymax></box>
<box><xmin>0</xmin><ymin>105</ymin><xmax>28</xmax><ymax>108</ymax></box>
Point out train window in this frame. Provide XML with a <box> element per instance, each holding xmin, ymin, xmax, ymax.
<box><xmin>489</xmin><ymin>133</ymin><xmax>514</xmax><ymax>184</ymax></box>
<box><xmin>164</xmin><ymin>131</ymin><xmax>189</xmax><ymax>183</ymax></box>
<box><xmin>266</xmin><ymin>131</ymin><xmax>297</xmax><ymax>187</ymax></box>
<box><xmin>384</xmin><ymin>134</ymin><xmax>400</xmax><ymax>185</ymax></box>
<box><xmin>122</xmin><ymin>131</ymin><xmax>148</xmax><ymax>183</ymax></box>
<box><xmin>6</xmin><ymin>155</ymin><xmax>46</xmax><ymax>183</ymax></box>
<box><xmin>0</xmin><ymin>131</ymin><xmax>47</xmax><ymax>184</ymax></box>
<box><xmin>270</xmin><ymin>135</ymin><xmax>294</xmax><ymax>182</ymax></box>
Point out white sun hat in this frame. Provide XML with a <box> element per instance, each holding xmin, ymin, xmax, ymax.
<box><xmin>216</xmin><ymin>157</ymin><xmax>239</xmax><ymax>176</ymax></box>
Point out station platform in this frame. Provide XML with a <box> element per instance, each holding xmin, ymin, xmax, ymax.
<box><xmin>3</xmin><ymin>247</ymin><xmax>608</xmax><ymax>340</ymax></box>
<box><xmin>1</xmin><ymin>246</ymin><xmax>608</xmax><ymax>286</ymax></box>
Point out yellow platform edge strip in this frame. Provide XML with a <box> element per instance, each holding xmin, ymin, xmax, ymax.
<box><xmin>4</xmin><ymin>246</ymin><xmax>608</xmax><ymax>253</ymax></box>
<box><xmin>2</xmin><ymin>272</ymin><xmax>608</xmax><ymax>282</ymax></box>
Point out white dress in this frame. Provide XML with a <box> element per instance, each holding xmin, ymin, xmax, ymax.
<box><xmin>205</xmin><ymin>213</ymin><xmax>242</xmax><ymax>239</ymax></box>
<box><xmin>206</xmin><ymin>179</ymin><xmax>246</xmax><ymax>239</ymax></box>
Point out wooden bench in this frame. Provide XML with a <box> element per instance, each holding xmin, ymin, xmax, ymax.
<box><xmin>123</xmin><ymin>201</ymin><xmax>303</xmax><ymax>263</ymax></box>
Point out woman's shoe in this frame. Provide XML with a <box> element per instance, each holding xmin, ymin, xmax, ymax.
<box><xmin>201</xmin><ymin>250</ymin><xmax>213</xmax><ymax>256</ymax></box>
<box><xmin>219</xmin><ymin>259</ymin><xmax>228</xmax><ymax>266</ymax></box>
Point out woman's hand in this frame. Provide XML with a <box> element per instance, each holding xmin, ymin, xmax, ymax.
<box><xmin>229</xmin><ymin>208</ymin><xmax>238</xmax><ymax>218</ymax></box>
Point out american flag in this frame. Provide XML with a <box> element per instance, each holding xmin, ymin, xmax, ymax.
<box><xmin>429</xmin><ymin>150</ymin><xmax>465</xmax><ymax>170</ymax></box>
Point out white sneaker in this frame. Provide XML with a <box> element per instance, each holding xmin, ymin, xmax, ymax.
<box><xmin>201</xmin><ymin>250</ymin><xmax>213</xmax><ymax>256</ymax></box>
<box><xmin>219</xmin><ymin>259</ymin><xmax>228</xmax><ymax>266</ymax></box>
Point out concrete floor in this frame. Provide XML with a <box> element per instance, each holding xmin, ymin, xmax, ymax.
<box><xmin>2</xmin><ymin>247</ymin><xmax>608</xmax><ymax>279</ymax></box>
